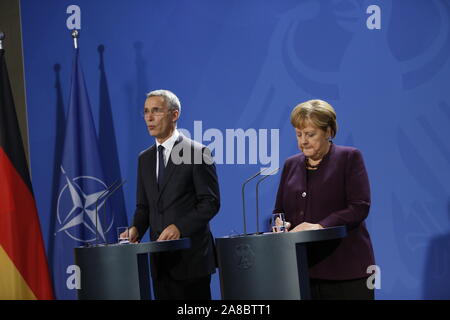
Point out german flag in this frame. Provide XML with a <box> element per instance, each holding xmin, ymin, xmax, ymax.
<box><xmin>0</xmin><ymin>47</ymin><xmax>54</xmax><ymax>299</ymax></box>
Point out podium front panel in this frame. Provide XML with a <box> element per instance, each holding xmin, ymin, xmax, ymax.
<box><xmin>216</xmin><ymin>227</ymin><xmax>346</xmax><ymax>300</ymax></box>
<box><xmin>74</xmin><ymin>238</ymin><xmax>191</xmax><ymax>300</ymax></box>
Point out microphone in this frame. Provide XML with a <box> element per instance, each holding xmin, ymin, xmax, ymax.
<box><xmin>241</xmin><ymin>168</ymin><xmax>269</xmax><ymax>235</ymax></box>
<box><xmin>100</xmin><ymin>179</ymin><xmax>127</xmax><ymax>245</ymax></box>
<box><xmin>94</xmin><ymin>181</ymin><xmax>117</xmax><ymax>245</ymax></box>
<box><xmin>255</xmin><ymin>168</ymin><xmax>279</xmax><ymax>234</ymax></box>
<box><xmin>94</xmin><ymin>179</ymin><xmax>127</xmax><ymax>245</ymax></box>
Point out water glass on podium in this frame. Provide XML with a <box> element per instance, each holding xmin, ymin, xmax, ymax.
<box><xmin>271</xmin><ymin>213</ymin><xmax>286</xmax><ymax>233</ymax></box>
<box><xmin>117</xmin><ymin>227</ymin><xmax>130</xmax><ymax>244</ymax></box>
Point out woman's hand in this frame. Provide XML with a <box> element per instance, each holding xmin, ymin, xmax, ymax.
<box><xmin>290</xmin><ymin>222</ymin><xmax>323</xmax><ymax>232</ymax></box>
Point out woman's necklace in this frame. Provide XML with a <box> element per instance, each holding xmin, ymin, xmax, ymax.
<box><xmin>306</xmin><ymin>157</ymin><xmax>320</xmax><ymax>169</ymax></box>
<box><xmin>306</xmin><ymin>142</ymin><xmax>331</xmax><ymax>169</ymax></box>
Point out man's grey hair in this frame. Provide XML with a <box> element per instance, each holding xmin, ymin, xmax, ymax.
<box><xmin>146</xmin><ymin>89</ymin><xmax>181</xmax><ymax>114</ymax></box>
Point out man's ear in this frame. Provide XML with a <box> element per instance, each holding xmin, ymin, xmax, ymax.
<box><xmin>172</xmin><ymin>109</ymin><xmax>180</xmax><ymax>122</ymax></box>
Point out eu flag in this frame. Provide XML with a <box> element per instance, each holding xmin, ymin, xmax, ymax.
<box><xmin>51</xmin><ymin>47</ymin><xmax>127</xmax><ymax>299</ymax></box>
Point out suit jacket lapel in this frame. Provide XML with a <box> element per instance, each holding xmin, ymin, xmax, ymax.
<box><xmin>157</xmin><ymin>134</ymin><xmax>184</xmax><ymax>199</ymax></box>
<box><xmin>297</xmin><ymin>153</ymin><xmax>307</xmax><ymax>189</ymax></box>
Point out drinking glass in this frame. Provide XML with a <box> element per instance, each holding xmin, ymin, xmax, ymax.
<box><xmin>271</xmin><ymin>213</ymin><xmax>286</xmax><ymax>233</ymax></box>
<box><xmin>117</xmin><ymin>227</ymin><xmax>130</xmax><ymax>244</ymax></box>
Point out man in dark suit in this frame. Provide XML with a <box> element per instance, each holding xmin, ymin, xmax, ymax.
<box><xmin>127</xmin><ymin>89</ymin><xmax>220</xmax><ymax>300</ymax></box>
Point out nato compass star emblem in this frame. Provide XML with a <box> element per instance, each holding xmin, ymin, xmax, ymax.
<box><xmin>56</xmin><ymin>166</ymin><xmax>114</xmax><ymax>243</ymax></box>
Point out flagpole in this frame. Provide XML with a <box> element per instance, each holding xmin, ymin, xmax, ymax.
<box><xmin>71</xmin><ymin>29</ymin><xmax>79</xmax><ymax>49</ymax></box>
<box><xmin>0</xmin><ymin>31</ymin><xmax>5</xmax><ymax>50</ymax></box>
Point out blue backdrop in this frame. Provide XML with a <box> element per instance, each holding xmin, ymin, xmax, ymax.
<box><xmin>20</xmin><ymin>0</ymin><xmax>450</xmax><ymax>299</ymax></box>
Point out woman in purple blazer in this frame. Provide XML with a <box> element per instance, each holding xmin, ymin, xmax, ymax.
<box><xmin>274</xmin><ymin>99</ymin><xmax>376</xmax><ymax>300</ymax></box>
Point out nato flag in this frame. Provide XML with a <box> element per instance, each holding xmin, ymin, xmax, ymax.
<box><xmin>51</xmin><ymin>47</ymin><xmax>127</xmax><ymax>299</ymax></box>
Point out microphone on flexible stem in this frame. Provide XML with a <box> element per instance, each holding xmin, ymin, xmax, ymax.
<box><xmin>255</xmin><ymin>168</ymin><xmax>280</xmax><ymax>234</ymax></box>
<box><xmin>100</xmin><ymin>180</ymin><xmax>127</xmax><ymax>245</ymax></box>
<box><xmin>94</xmin><ymin>179</ymin><xmax>122</xmax><ymax>245</ymax></box>
<box><xmin>241</xmin><ymin>167</ymin><xmax>269</xmax><ymax>235</ymax></box>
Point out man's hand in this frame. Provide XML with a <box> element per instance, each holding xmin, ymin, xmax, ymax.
<box><xmin>157</xmin><ymin>224</ymin><xmax>181</xmax><ymax>241</ymax></box>
<box><xmin>290</xmin><ymin>222</ymin><xmax>323</xmax><ymax>232</ymax></box>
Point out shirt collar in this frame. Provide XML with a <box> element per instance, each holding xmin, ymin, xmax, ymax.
<box><xmin>155</xmin><ymin>129</ymin><xmax>180</xmax><ymax>151</ymax></box>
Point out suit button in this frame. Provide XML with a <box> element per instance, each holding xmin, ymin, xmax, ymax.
<box><xmin>300</xmin><ymin>211</ymin><xmax>304</xmax><ymax>216</ymax></box>
<box><xmin>301</xmin><ymin>192</ymin><xmax>307</xmax><ymax>198</ymax></box>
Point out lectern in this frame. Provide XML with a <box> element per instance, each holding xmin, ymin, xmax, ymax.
<box><xmin>74</xmin><ymin>238</ymin><xmax>190</xmax><ymax>300</ymax></box>
<box><xmin>216</xmin><ymin>226</ymin><xmax>346</xmax><ymax>300</ymax></box>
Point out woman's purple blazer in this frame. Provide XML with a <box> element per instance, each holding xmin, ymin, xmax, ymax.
<box><xmin>274</xmin><ymin>143</ymin><xmax>375</xmax><ymax>280</ymax></box>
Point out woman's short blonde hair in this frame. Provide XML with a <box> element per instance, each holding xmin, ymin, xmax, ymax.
<box><xmin>290</xmin><ymin>99</ymin><xmax>338</xmax><ymax>138</ymax></box>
